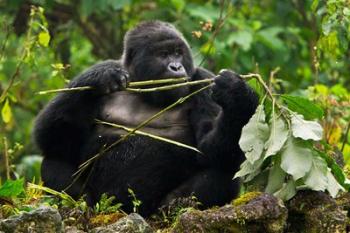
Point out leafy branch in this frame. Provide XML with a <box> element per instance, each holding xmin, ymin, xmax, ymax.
<box><xmin>235</xmin><ymin>71</ymin><xmax>348</xmax><ymax>200</ymax></box>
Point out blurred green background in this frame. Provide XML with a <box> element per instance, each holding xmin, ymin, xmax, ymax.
<box><xmin>0</xmin><ymin>0</ymin><xmax>349</xmax><ymax>182</ymax></box>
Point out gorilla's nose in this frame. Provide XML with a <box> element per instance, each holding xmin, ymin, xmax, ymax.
<box><xmin>168</xmin><ymin>62</ymin><xmax>185</xmax><ymax>75</ymax></box>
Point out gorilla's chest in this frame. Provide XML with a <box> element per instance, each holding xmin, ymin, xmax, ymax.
<box><xmin>97</xmin><ymin>92</ymin><xmax>194</xmax><ymax>144</ymax></box>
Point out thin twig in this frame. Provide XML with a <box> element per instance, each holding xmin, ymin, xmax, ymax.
<box><xmin>37</xmin><ymin>86</ymin><xmax>93</xmax><ymax>95</ymax></box>
<box><xmin>72</xmin><ymin>84</ymin><xmax>213</xmax><ymax>180</ymax></box>
<box><xmin>126</xmin><ymin>79</ymin><xmax>214</xmax><ymax>92</ymax></box>
<box><xmin>199</xmin><ymin>0</ymin><xmax>233</xmax><ymax>66</ymax></box>
<box><xmin>37</xmin><ymin>78</ymin><xmax>214</xmax><ymax>95</ymax></box>
<box><xmin>268</xmin><ymin>67</ymin><xmax>280</xmax><ymax>91</ymax></box>
<box><xmin>128</xmin><ymin>77</ymin><xmax>188</xmax><ymax>87</ymax></box>
<box><xmin>0</xmin><ymin>7</ymin><xmax>35</xmax><ymax>102</ymax></box>
<box><xmin>95</xmin><ymin>119</ymin><xmax>202</xmax><ymax>154</ymax></box>
<box><xmin>0</xmin><ymin>23</ymin><xmax>10</xmax><ymax>62</ymax></box>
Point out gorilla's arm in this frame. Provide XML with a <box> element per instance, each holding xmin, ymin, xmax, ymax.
<box><xmin>190</xmin><ymin>68</ymin><xmax>258</xmax><ymax>171</ymax></box>
<box><xmin>34</xmin><ymin>60</ymin><xmax>127</xmax><ymax>161</ymax></box>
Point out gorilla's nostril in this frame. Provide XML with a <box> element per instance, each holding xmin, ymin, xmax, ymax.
<box><xmin>168</xmin><ymin>62</ymin><xmax>183</xmax><ymax>73</ymax></box>
<box><xmin>170</xmin><ymin>64</ymin><xmax>178</xmax><ymax>71</ymax></box>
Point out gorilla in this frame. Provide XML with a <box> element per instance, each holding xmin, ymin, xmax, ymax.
<box><xmin>34</xmin><ymin>21</ymin><xmax>258</xmax><ymax>216</ymax></box>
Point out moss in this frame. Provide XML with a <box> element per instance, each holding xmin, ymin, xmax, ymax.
<box><xmin>232</xmin><ymin>191</ymin><xmax>262</xmax><ymax>207</ymax></box>
<box><xmin>89</xmin><ymin>212</ymin><xmax>125</xmax><ymax>227</ymax></box>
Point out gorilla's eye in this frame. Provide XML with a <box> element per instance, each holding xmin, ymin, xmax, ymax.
<box><xmin>174</xmin><ymin>48</ymin><xmax>182</xmax><ymax>57</ymax></box>
<box><xmin>159</xmin><ymin>50</ymin><xmax>169</xmax><ymax>58</ymax></box>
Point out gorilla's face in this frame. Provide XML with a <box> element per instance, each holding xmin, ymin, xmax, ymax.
<box><xmin>123</xmin><ymin>22</ymin><xmax>195</xmax><ymax>105</ymax></box>
<box><xmin>132</xmin><ymin>38</ymin><xmax>193</xmax><ymax>82</ymax></box>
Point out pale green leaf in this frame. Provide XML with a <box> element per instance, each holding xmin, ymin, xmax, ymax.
<box><xmin>234</xmin><ymin>158</ymin><xmax>264</xmax><ymax>182</ymax></box>
<box><xmin>326</xmin><ymin>170</ymin><xmax>344</xmax><ymax>198</ymax></box>
<box><xmin>265</xmin><ymin>157</ymin><xmax>286</xmax><ymax>194</ymax></box>
<box><xmin>274</xmin><ymin>179</ymin><xmax>296</xmax><ymax>201</ymax></box>
<box><xmin>38</xmin><ymin>31</ymin><xmax>50</xmax><ymax>47</ymax></box>
<box><xmin>1</xmin><ymin>98</ymin><xmax>12</xmax><ymax>123</ymax></box>
<box><xmin>264</xmin><ymin>116</ymin><xmax>288</xmax><ymax>159</ymax></box>
<box><xmin>239</xmin><ymin>105</ymin><xmax>270</xmax><ymax>163</ymax></box>
<box><xmin>291</xmin><ymin>114</ymin><xmax>323</xmax><ymax>141</ymax></box>
<box><xmin>280</xmin><ymin>137</ymin><xmax>313</xmax><ymax>180</ymax></box>
<box><xmin>304</xmin><ymin>156</ymin><xmax>328</xmax><ymax>191</ymax></box>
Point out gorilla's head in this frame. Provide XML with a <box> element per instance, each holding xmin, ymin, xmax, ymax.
<box><xmin>122</xmin><ymin>21</ymin><xmax>195</xmax><ymax>105</ymax></box>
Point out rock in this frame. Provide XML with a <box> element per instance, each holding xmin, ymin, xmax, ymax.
<box><xmin>90</xmin><ymin>213</ymin><xmax>153</xmax><ymax>233</ymax></box>
<box><xmin>287</xmin><ymin>191</ymin><xmax>347</xmax><ymax>233</ymax></box>
<box><xmin>171</xmin><ymin>193</ymin><xmax>287</xmax><ymax>233</ymax></box>
<box><xmin>65</xmin><ymin>226</ymin><xmax>86</xmax><ymax>233</ymax></box>
<box><xmin>0</xmin><ymin>206</ymin><xmax>63</xmax><ymax>233</ymax></box>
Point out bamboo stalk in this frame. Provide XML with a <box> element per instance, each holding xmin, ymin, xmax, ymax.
<box><xmin>95</xmin><ymin>119</ymin><xmax>202</xmax><ymax>153</ymax></box>
<box><xmin>126</xmin><ymin>79</ymin><xmax>213</xmax><ymax>92</ymax></box>
<box><xmin>73</xmin><ymin>84</ymin><xmax>213</xmax><ymax>178</ymax></box>
<box><xmin>128</xmin><ymin>77</ymin><xmax>188</xmax><ymax>87</ymax></box>
<box><xmin>37</xmin><ymin>77</ymin><xmax>190</xmax><ymax>95</ymax></box>
<box><xmin>37</xmin><ymin>86</ymin><xmax>93</xmax><ymax>95</ymax></box>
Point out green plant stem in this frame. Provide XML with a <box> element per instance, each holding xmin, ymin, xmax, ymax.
<box><xmin>128</xmin><ymin>77</ymin><xmax>188</xmax><ymax>87</ymax></box>
<box><xmin>37</xmin><ymin>86</ymin><xmax>93</xmax><ymax>95</ymax></box>
<box><xmin>37</xmin><ymin>78</ymin><xmax>213</xmax><ymax>95</ymax></box>
<box><xmin>73</xmin><ymin>84</ymin><xmax>213</xmax><ymax>179</ymax></box>
<box><xmin>126</xmin><ymin>79</ymin><xmax>213</xmax><ymax>92</ymax></box>
<box><xmin>0</xmin><ymin>7</ymin><xmax>35</xmax><ymax>102</ymax></box>
<box><xmin>95</xmin><ymin>119</ymin><xmax>201</xmax><ymax>153</ymax></box>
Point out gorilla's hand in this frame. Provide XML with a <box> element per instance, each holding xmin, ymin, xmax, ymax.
<box><xmin>70</xmin><ymin>61</ymin><xmax>129</xmax><ymax>95</ymax></box>
<box><xmin>93</xmin><ymin>67</ymin><xmax>129</xmax><ymax>94</ymax></box>
<box><xmin>212</xmin><ymin>69</ymin><xmax>251</xmax><ymax>111</ymax></box>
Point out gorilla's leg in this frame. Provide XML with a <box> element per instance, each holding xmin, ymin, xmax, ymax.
<box><xmin>161</xmin><ymin>169</ymin><xmax>240</xmax><ymax>208</ymax></box>
<box><xmin>41</xmin><ymin>158</ymin><xmax>83</xmax><ymax>198</ymax></box>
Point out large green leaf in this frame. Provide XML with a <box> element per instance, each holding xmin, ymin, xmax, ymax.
<box><xmin>280</xmin><ymin>137</ymin><xmax>313</xmax><ymax>180</ymax></box>
<box><xmin>280</xmin><ymin>95</ymin><xmax>324</xmax><ymax>120</ymax></box>
<box><xmin>326</xmin><ymin>170</ymin><xmax>344</xmax><ymax>197</ymax></box>
<box><xmin>234</xmin><ymin>158</ymin><xmax>264</xmax><ymax>182</ymax></box>
<box><xmin>304</xmin><ymin>156</ymin><xmax>328</xmax><ymax>191</ymax></box>
<box><xmin>265</xmin><ymin>156</ymin><xmax>286</xmax><ymax>194</ymax></box>
<box><xmin>0</xmin><ymin>179</ymin><xmax>25</xmax><ymax>198</ymax></box>
<box><xmin>316</xmin><ymin>149</ymin><xmax>350</xmax><ymax>190</ymax></box>
<box><xmin>239</xmin><ymin>104</ymin><xmax>270</xmax><ymax>163</ymax></box>
<box><xmin>264</xmin><ymin>116</ymin><xmax>288</xmax><ymax>159</ymax></box>
<box><xmin>291</xmin><ymin>114</ymin><xmax>323</xmax><ymax>141</ymax></box>
<box><xmin>274</xmin><ymin>179</ymin><xmax>296</xmax><ymax>201</ymax></box>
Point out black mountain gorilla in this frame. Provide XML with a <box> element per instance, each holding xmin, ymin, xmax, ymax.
<box><xmin>34</xmin><ymin>21</ymin><xmax>258</xmax><ymax>216</ymax></box>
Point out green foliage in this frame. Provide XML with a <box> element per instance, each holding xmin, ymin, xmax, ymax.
<box><xmin>0</xmin><ymin>0</ymin><xmax>349</xmax><ymax>208</ymax></box>
<box><xmin>128</xmin><ymin>188</ymin><xmax>142</xmax><ymax>213</ymax></box>
<box><xmin>0</xmin><ymin>178</ymin><xmax>24</xmax><ymax>198</ymax></box>
<box><xmin>236</xmin><ymin>95</ymin><xmax>347</xmax><ymax>200</ymax></box>
<box><xmin>93</xmin><ymin>193</ymin><xmax>123</xmax><ymax>214</ymax></box>
<box><xmin>280</xmin><ymin>95</ymin><xmax>324</xmax><ymax>120</ymax></box>
<box><xmin>1</xmin><ymin>98</ymin><xmax>13</xmax><ymax>124</ymax></box>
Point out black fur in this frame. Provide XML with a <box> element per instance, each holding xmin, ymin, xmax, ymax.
<box><xmin>34</xmin><ymin>21</ymin><xmax>258</xmax><ymax>216</ymax></box>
